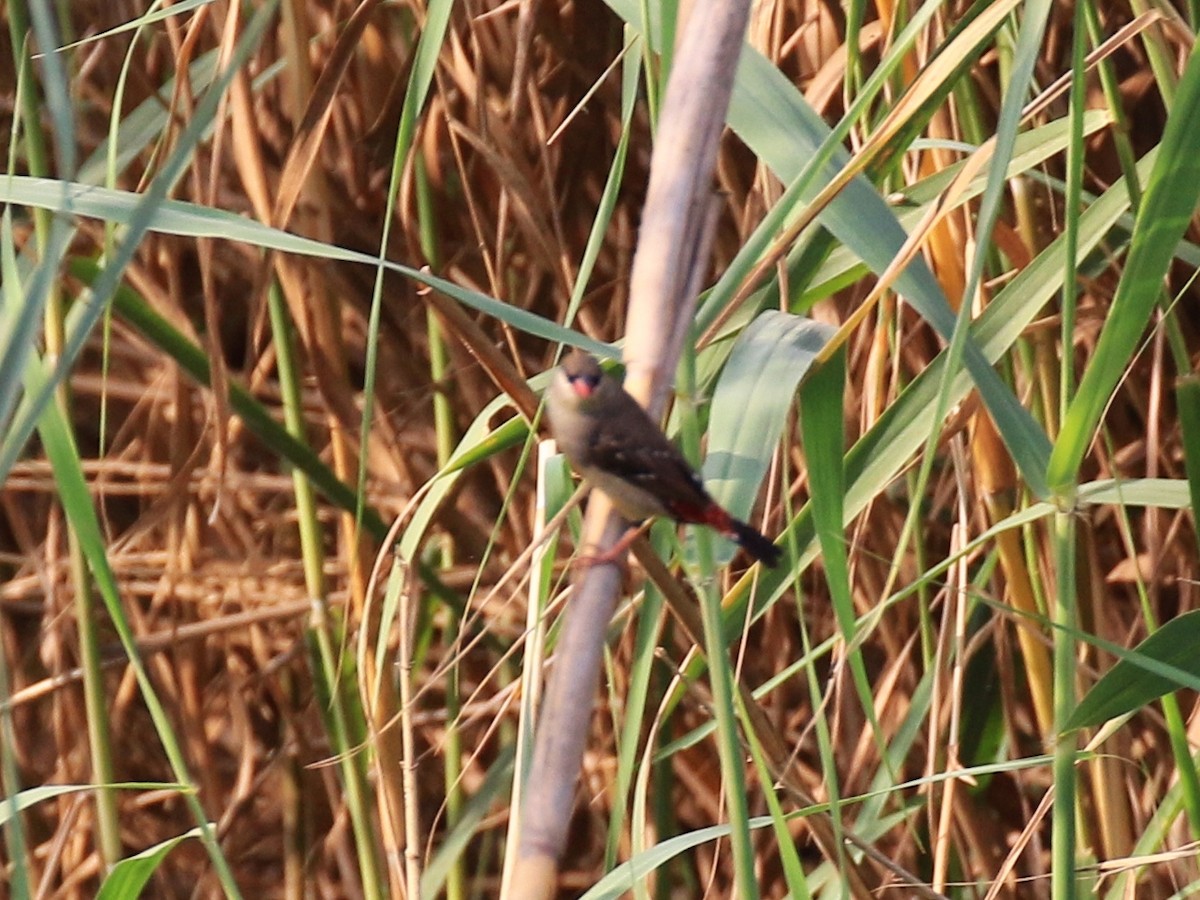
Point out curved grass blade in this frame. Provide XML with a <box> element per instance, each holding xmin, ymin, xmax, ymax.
<box><xmin>0</xmin><ymin>176</ymin><xmax>610</xmax><ymax>361</ymax></box>
<box><xmin>95</xmin><ymin>826</ymin><xmax>209</xmax><ymax>900</ymax></box>
<box><xmin>703</xmin><ymin>311</ymin><xmax>836</xmax><ymax>519</ymax></box>
<box><xmin>44</xmin><ymin>0</ymin><xmax>214</xmax><ymax>56</ymax></box>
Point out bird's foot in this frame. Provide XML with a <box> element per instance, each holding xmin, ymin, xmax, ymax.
<box><xmin>575</xmin><ymin>524</ymin><xmax>645</xmax><ymax>569</ymax></box>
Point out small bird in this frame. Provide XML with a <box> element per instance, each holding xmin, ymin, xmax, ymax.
<box><xmin>545</xmin><ymin>350</ymin><xmax>781</xmax><ymax>567</ymax></box>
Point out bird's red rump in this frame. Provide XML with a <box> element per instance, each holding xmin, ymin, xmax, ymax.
<box><xmin>667</xmin><ymin>499</ymin><xmax>735</xmax><ymax>534</ymax></box>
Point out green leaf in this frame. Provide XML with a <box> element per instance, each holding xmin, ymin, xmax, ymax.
<box><xmin>1065</xmin><ymin>610</ymin><xmax>1200</xmax><ymax>730</ymax></box>
<box><xmin>96</xmin><ymin>826</ymin><xmax>208</xmax><ymax>900</ymax></box>
<box><xmin>580</xmin><ymin>815</ymin><xmax>777</xmax><ymax>899</ymax></box>
<box><xmin>800</xmin><ymin>345</ymin><xmax>848</xmax><ymax>617</ymax></box>
<box><xmin>701</xmin><ymin>312</ymin><xmax>834</xmax><ymax>564</ymax></box>
<box><xmin>703</xmin><ymin>312</ymin><xmax>835</xmax><ymax>513</ymax></box>
<box><xmin>1076</xmin><ymin>478</ymin><xmax>1193</xmax><ymax>509</ymax></box>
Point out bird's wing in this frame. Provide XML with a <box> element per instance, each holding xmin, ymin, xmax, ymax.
<box><xmin>586</xmin><ymin>405</ymin><xmax>713</xmax><ymax>517</ymax></box>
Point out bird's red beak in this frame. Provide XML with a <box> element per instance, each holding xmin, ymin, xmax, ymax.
<box><xmin>572</xmin><ymin>380</ymin><xmax>594</xmax><ymax>399</ymax></box>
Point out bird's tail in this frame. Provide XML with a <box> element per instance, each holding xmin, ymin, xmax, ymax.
<box><xmin>729</xmin><ymin>518</ymin><xmax>782</xmax><ymax>568</ymax></box>
<box><xmin>676</xmin><ymin>500</ymin><xmax>783</xmax><ymax>568</ymax></box>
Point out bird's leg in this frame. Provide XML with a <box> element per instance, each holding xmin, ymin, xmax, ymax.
<box><xmin>575</xmin><ymin>521</ymin><xmax>650</xmax><ymax>568</ymax></box>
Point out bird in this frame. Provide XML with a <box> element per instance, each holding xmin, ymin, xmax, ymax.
<box><xmin>545</xmin><ymin>349</ymin><xmax>781</xmax><ymax>568</ymax></box>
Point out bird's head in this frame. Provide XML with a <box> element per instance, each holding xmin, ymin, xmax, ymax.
<box><xmin>554</xmin><ymin>350</ymin><xmax>609</xmax><ymax>407</ymax></box>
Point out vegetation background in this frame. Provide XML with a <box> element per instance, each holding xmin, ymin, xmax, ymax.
<box><xmin>2</xmin><ymin>0</ymin><xmax>1200</xmax><ymax>897</ymax></box>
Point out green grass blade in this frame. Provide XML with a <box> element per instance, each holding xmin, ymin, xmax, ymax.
<box><xmin>702</xmin><ymin>312</ymin><xmax>834</xmax><ymax>561</ymax></box>
<box><xmin>0</xmin><ymin>782</ymin><xmax>187</xmax><ymax>827</ymax></box>
<box><xmin>1048</xmin><ymin>42</ymin><xmax>1200</xmax><ymax>494</ymax></box>
<box><xmin>49</xmin><ymin>0</ymin><xmax>213</xmax><ymax>54</ymax></box>
<box><xmin>0</xmin><ymin>174</ymin><xmax>612</xmax><ymax>355</ymax></box>
<box><xmin>95</xmin><ymin>826</ymin><xmax>209</xmax><ymax>900</ymax></box>
<box><xmin>1179</xmin><ymin>375</ymin><xmax>1200</xmax><ymax>546</ymax></box>
<box><xmin>421</xmin><ymin>748</ymin><xmax>515</xmax><ymax>899</ymax></box>
<box><xmin>1066</xmin><ymin>609</ymin><xmax>1200</xmax><ymax>730</ymax></box>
